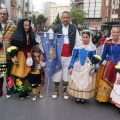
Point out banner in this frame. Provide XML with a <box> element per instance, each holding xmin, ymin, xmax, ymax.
<box><xmin>41</xmin><ymin>33</ymin><xmax>64</xmax><ymax>78</ymax></box>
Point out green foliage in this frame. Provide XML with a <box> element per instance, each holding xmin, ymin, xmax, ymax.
<box><xmin>70</xmin><ymin>8</ymin><xmax>86</xmax><ymax>29</ymax></box>
<box><xmin>53</xmin><ymin>13</ymin><xmax>61</xmax><ymax>25</ymax></box>
<box><xmin>29</xmin><ymin>14</ymin><xmax>38</xmax><ymax>27</ymax></box>
<box><xmin>37</xmin><ymin>14</ymin><xmax>48</xmax><ymax>29</ymax></box>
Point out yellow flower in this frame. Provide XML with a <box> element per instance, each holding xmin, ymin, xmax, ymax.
<box><xmin>93</xmin><ymin>55</ymin><xmax>101</xmax><ymax>60</ymax></box>
<box><xmin>7</xmin><ymin>46</ymin><xmax>18</xmax><ymax>53</ymax></box>
<box><xmin>16</xmin><ymin>79</ymin><xmax>22</xmax><ymax>86</ymax></box>
<box><xmin>115</xmin><ymin>65</ymin><xmax>120</xmax><ymax>69</ymax></box>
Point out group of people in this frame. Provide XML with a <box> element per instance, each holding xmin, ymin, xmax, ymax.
<box><xmin>0</xmin><ymin>8</ymin><xmax>120</xmax><ymax>114</ymax></box>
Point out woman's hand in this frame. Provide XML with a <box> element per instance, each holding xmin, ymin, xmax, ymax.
<box><xmin>11</xmin><ymin>57</ymin><xmax>18</xmax><ymax>64</ymax></box>
<box><xmin>89</xmin><ymin>69</ymin><xmax>95</xmax><ymax>76</ymax></box>
<box><xmin>69</xmin><ymin>68</ymin><xmax>73</xmax><ymax>75</ymax></box>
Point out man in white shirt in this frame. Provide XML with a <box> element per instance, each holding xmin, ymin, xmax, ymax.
<box><xmin>52</xmin><ymin>11</ymin><xmax>80</xmax><ymax>99</ymax></box>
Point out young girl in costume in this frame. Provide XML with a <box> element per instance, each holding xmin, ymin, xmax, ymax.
<box><xmin>26</xmin><ymin>45</ymin><xmax>46</xmax><ymax>101</ymax></box>
<box><xmin>68</xmin><ymin>30</ymin><xmax>97</xmax><ymax>103</ymax></box>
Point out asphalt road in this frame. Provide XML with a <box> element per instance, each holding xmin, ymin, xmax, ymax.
<box><xmin>0</xmin><ymin>46</ymin><xmax>120</xmax><ymax>120</ymax></box>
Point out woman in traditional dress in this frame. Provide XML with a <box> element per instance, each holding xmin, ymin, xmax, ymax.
<box><xmin>95</xmin><ymin>27</ymin><xmax>120</xmax><ymax>103</ymax></box>
<box><xmin>68</xmin><ymin>30</ymin><xmax>96</xmax><ymax>103</ymax></box>
<box><xmin>7</xmin><ymin>19</ymin><xmax>36</xmax><ymax>99</ymax></box>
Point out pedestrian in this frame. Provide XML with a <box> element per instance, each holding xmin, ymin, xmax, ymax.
<box><xmin>0</xmin><ymin>8</ymin><xmax>16</xmax><ymax>98</ymax></box>
<box><xmin>26</xmin><ymin>45</ymin><xmax>46</xmax><ymax>101</ymax></box>
<box><xmin>8</xmin><ymin>19</ymin><xmax>36</xmax><ymax>99</ymax></box>
<box><xmin>68</xmin><ymin>30</ymin><xmax>97</xmax><ymax>103</ymax></box>
<box><xmin>95</xmin><ymin>27</ymin><xmax>120</xmax><ymax>103</ymax></box>
<box><xmin>51</xmin><ymin>11</ymin><xmax>80</xmax><ymax>99</ymax></box>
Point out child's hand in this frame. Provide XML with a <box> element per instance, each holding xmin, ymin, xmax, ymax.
<box><xmin>89</xmin><ymin>69</ymin><xmax>95</xmax><ymax>76</ymax></box>
<box><xmin>69</xmin><ymin>68</ymin><xmax>73</xmax><ymax>75</ymax></box>
<box><xmin>39</xmin><ymin>60</ymin><xmax>43</xmax><ymax>65</ymax></box>
<box><xmin>27</xmin><ymin>52</ymin><xmax>30</xmax><ymax>58</ymax></box>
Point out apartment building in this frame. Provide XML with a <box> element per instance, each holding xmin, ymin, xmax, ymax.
<box><xmin>43</xmin><ymin>2</ymin><xmax>56</xmax><ymax>26</ymax></box>
<box><xmin>50</xmin><ymin>4</ymin><xmax>70</xmax><ymax>25</ymax></box>
<box><xmin>111</xmin><ymin>0</ymin><xmax>120</xmax><ymax>21</ymax></box>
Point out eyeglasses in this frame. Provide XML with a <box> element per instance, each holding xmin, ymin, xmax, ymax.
<box><xmin>0</xmin><ymin>13</ymin><xmax>8</xmax><ymax>15</ymax></box>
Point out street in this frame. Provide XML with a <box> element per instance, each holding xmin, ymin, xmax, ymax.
<box><xmin>0</xmin><ymin>47</ymin><xmax>120</xmax><ymax>120</ymax></box>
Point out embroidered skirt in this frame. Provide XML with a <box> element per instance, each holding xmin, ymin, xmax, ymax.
<box><xmin>95</xmin><ymin>60</ymin><xmax>116</xmax><ymax>102</ymax></box>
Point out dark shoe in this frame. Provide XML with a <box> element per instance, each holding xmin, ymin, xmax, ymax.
<box><xmin>24</xmin><ymin>93</ymin><xmax>30</xmax><ymax>98</ymax></box>
<box><xmin>76</xmin><ymin>98</ymin><xmax>81</xmax><ymax>103</ymax></box>
<box><xmin>19</xmin><ymin>95</ymin><xmax>24</xmax><ymax>99</ymax></box>
<box><xmin>119</xmin><ymin>108</ymin><xmax>120</xmax><ymax>114</ymax></box>
<box><xmin>80</xmin><ymin>99</ymin><xmax>85</xmax><ymax>104</ymax></box>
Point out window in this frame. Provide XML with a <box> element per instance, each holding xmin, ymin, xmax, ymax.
<box><xmin>96</xmin><ymin>2</ymin><xmax>102</xmax><ymax>6</ymax></box>
<box><xmin>90</xmin><ymin>2</ymin><xmax>95</xmax><ymax>6</ymax></box>
<box><xmin>89</xmin><ymin>11</ymin><xmax>94</xmax><ymax>15</ymax></box>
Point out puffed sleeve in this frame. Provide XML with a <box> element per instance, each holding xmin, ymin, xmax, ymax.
<box><xmin>68</xmin><ymin>49</ymin><xmax>78</xmax><ymax>69</ymax></box>
<box><xmin>100</xmin><ymin>44</ymin><xmax>109</xmax><ymax>64</ymax></box>
<box><xmin>26</xmin><ymin>57</ymin><xmax>33</xmax><ymax>66</ymax></box>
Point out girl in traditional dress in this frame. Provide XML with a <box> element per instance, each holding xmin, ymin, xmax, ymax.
<box><xmin>7</xmin><ymin>19</ymin><xmax>36</xmax><ymax>99</ymax></box>
<box><xmin>68</xmin><ymin>30</ymin><xmax>96</xmax><ymax>103</ymax></box>
<box><xmin>26</xmin><ymin>45</ymin><xmax>46</xmax><ymax>101</ymax></box>
<box><xmin>95</xmin><ymin>27</ymin><xmax>120</xmax><ymax>103</ymax></box>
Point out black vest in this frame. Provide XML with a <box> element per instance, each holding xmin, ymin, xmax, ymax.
<box><xmin>54</xmin><ymin>24</ymin><xmax>76</xmax><ymax>53</ymax></box>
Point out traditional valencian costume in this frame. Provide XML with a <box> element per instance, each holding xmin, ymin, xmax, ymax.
<box><xmin>95</xmin><ymin>39</ymin><xmax>120</xmax><ymax>102</ymax></box>
<box><xmin>68</xmin><ymin>39</ymin><xmax>96</xmax><ymax>100</ymax></box>
<box><xmin>110</xmin><ymin>61</ymin><xmax>120</xmax><ymax>109</ymax></box>
<box><xmin>7</xmin><ymin>19</ymin><xmax>36</xmax><ymax>99</ymax></box>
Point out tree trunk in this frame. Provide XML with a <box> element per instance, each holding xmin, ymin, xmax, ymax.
<box><xmin>26</xmin><ymin>0</ymin><xmax>29</xmax><ymax>19</ymax></box>
<box><xmin>22</xmin><ymin>0</ymin><xmax>25</xmax><ymax>18</ymax></box>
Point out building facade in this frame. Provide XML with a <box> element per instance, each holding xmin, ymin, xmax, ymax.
<box><xmin>5</xmin><ymin>0</ymin><xmax>17</xmax><ymax>21</ymax></box>
<box><xmin>0</xmin><ymin>0</ymin><xmax>5</xmax><ymax>8</ymax></box>
<box><xmin>110</xmin><ymin>0</ymin><xmax>120</xmax><ymax>21</ymax></box>
<box><xmin>43</xmin><ymin>2</ymin><xmax>56</xmax><ymax>26</ymax></box>
<box><xmin>50</xmin><ymin>4</ymin><xmax>70</xmax><ymax>25</ymax></box>
<box><xmin>70</xmin><ymin>0</ymin><xmax>108</xmax><ymax>30</ymax></box>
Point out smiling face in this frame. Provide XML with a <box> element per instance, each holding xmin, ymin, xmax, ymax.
<box><xmin>82</xmin><ymin>32</ymin><xmax>91</xmax><ymax>45</ymax></box>
<box><xmin>111</xmin><ymin>27</ymin><xmax>120</xmax><ymax>40</ymax></box>
<box><xmin>23</xmin><ymin>21</ymin><xmax>30</xmax><ymax>32</ymax></box>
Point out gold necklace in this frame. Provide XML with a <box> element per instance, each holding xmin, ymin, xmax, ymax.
<box><xmin>26</xmin><ymin>34</ymin><xmax>29</xmax><ymax>45</ymax></box>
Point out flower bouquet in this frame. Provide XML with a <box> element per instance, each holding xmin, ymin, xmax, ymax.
<box><xmin>91</xmin><ymin>55</ymin><xmax>102</xmax><ymax>72</ymax></box>
<box><xmin>92</xmin><ymin>55</ymin><xmax>102</xmax><ymax>65</ymax></box>
<box><xmin>7</xmin><ymin>46</ymin><xmax>18</xmax><ymax>65</ymax></box>
<box><xmin>115</xmin><ymin>65</ymin><xmax>120</xmax><ymax>73</ymax></box>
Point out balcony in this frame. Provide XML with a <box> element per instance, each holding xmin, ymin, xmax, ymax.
<box><xmin>11</xmin><ymin>0</ymin><xmax>16</xmax><ymax>6</ymax></box>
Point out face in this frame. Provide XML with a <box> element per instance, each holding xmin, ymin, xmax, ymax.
<box><xmin>23</xmin><ymin>21</ymin><xmax>30</xmax><ymax>32</ymax></box>
<box><xmin>0</xmin><ymin>9</ymin><xmax>8</xmax><ymax>22</ymax></box>
<box><xmin>111</xmin><ymin>28</ymin><xmax>120</xmax><ymax>40</ymax></box>
<box><xmin>82</xmin><ymin>33</ymin><xmax>90</xmax><ymax>45</ymax></box>
<box><xmin>61</xmin><ymin>13</ymin><xmax>70</xmax><ymax>26</ymax></box>
<box><xmin>33</xmin><ymin>52</ymin><xmax>40</xmax><ymax>57</ymax></box>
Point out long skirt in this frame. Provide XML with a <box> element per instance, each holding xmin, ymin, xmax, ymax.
<box><xmin>110</xmin><ymin>73</ymin><xmax>120</xmax><ymax>108</ymax></box>
<box><xmin>68</xmin><ymin>62</ymin><xmax>96</xmax><ymax>99</ymax></box>
<box><xmin>6</xmin><ymin>51</ymin><xmax>31</xmax><ymax>95</ymax></box>
<box><xmin>95</xmin><ymin>60</ymin><xmax>116</xmax><ymax>102</ymax></box>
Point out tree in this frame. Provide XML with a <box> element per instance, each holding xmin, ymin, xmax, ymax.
<box><xmin>53</xmin><ymin>13</ymin><xmax>61</xmax><ymax>25</ymax></box>
<box><xmin>37</xmin><ymin>14</ymin><xmax>48</xmax><ymax>30</ymax></box>
<box><xmin>70</xmin><ymin>8</ymin><xmax>86</xmax><ymax>30</ymax></box>
<box><xmin>29</xmin><ymin>14</ymin><xmax>38</xmax><ymax>27</ymax></box>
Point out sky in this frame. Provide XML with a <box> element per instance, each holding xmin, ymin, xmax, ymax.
<box><xmin>33</xmin><ymin>0</ymin><xmax>70</xmax><ymax>12</ymax></box>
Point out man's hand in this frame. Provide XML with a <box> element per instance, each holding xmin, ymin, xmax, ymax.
<box><xmin>89</xmin><ymin>69</ymin><xmax>95</xmax><ymax>76</ymax></box>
